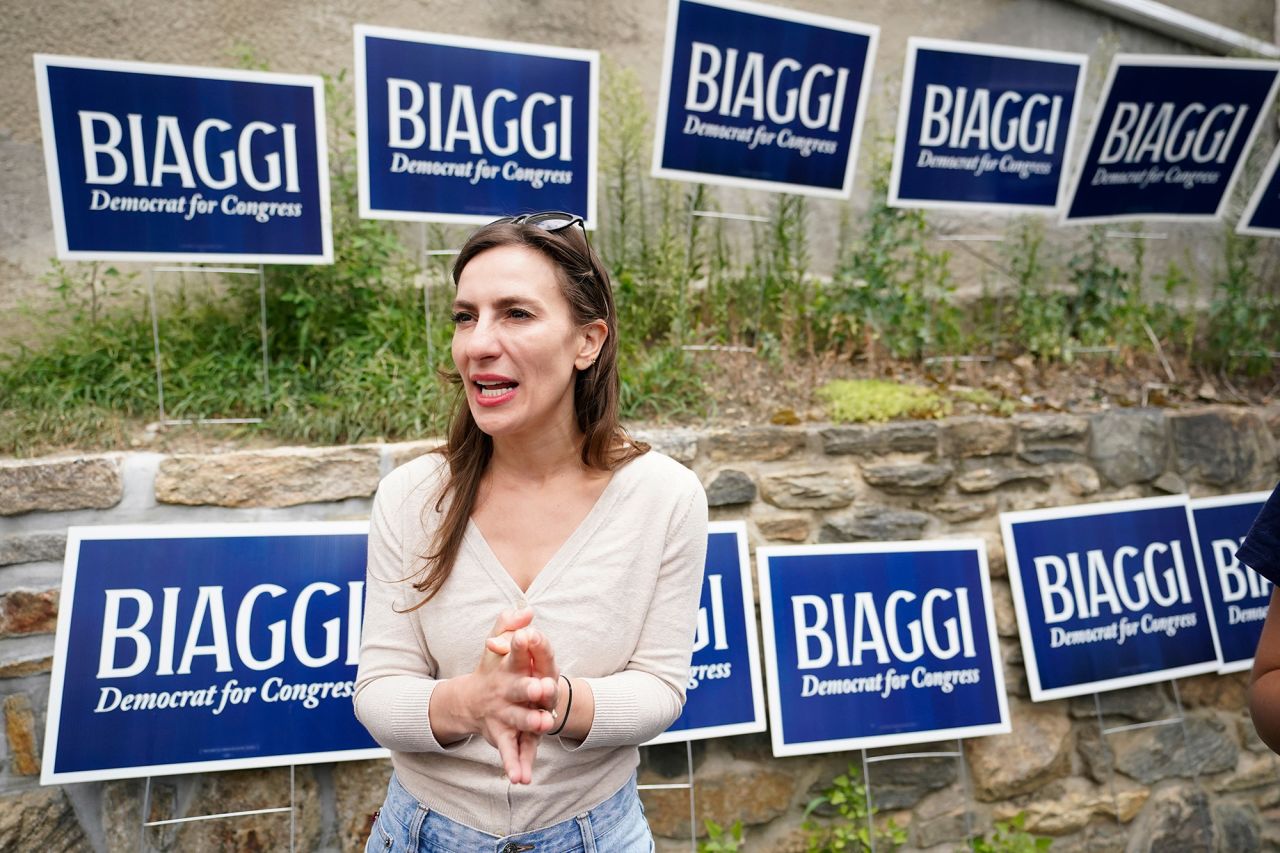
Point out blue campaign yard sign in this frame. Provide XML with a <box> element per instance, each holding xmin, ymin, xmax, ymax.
<box><xmin>758</xmin><ymin>540</ymin><xmax>1008</xmax><ymax>757</ymax></box>
<box><xmin>889</xmin><ymin>38</ymin><xmax>1086</xmax><ymax>212</ymax></box>
<box><xmin>648</xmin><ymin>521</ymin><xmax>766</xmax><ymax>745</ymax></box>
<box><xmin>1237</xmin><ymin>144</ymin><xmax>1280</xmax><ymax>237</ymax></box>
<box><xmin>43</xmin><ymin>523</ymin><xmax>384</xmax><ymax>784</ymax></box>
<box><xmin>651</xmin><ymin>0</ymin><xmax>878</xmax><ymax>198</ymax></box>
<box><xmin>1001</xmin><ymin>496</ymin><xmax>1221</xmax><ymax>702</ymax></box>
<box><xmin>34</xmin><ymin>55</ymin><xmax>331</xmax><ymax>264</ymax></box>
<box><xmin>1063</xmin><ymin>56</ymin><xmax>1280</xmax><ymax>224</ymax></box>
<box><xmin>355</xmin><ymin>25</ymin><xmax>598</xmax><ymax>227</ymax></box>
<box><xmin>1191</xmin><ymin>493</ymin><xmax>1273</xmax><ymax>674</ymax></box>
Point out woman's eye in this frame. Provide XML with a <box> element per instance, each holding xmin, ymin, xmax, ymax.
<box><xmin>450</xmin><ymin>311</ymin><xmax>473</xmax><ymax>324</ymax></box>
<box><xmin>508</xmin><ymin>308</ymin><xmax>532</xmax><ymax>320</ymax></box>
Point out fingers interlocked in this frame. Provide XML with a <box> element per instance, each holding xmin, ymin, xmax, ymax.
<box><xmin>476</xmin><ymin>607</ymin><xmax>561</xmax><ymax>784</ymax></box>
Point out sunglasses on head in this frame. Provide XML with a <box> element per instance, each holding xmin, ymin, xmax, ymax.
<box><xmin>494</xmin><ymin>211</ymin><xmax>585</xmax><ymax>233</ymax></box>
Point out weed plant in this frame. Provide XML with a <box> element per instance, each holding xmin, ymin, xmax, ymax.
<box><xmin>802</xmin><ymin>763</ymin><xmax>906</xmax><ymax>853</ymax></box>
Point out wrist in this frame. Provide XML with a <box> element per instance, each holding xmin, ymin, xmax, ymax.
<box><xmin>549</xmin><ymin>674</ymin><xmax>573</xmax><ymax>736</ymax></box>
<box><xmin>442</xmin><ymin>673</ymin><xmax>480</xmax><ymax>737</ymax></box>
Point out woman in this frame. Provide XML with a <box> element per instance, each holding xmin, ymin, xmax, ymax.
<box><xmin>355</xmin><ymin>211</ymin><xmax>709</xmax><ymax>852</ymax></box>
<box><xmin>1244</xmin><ymin>483</ymin><xmax>1280</xmax><ymax>752</ymax></box>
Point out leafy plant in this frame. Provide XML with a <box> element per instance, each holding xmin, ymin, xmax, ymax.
<box><xmin>971</xmin><ymin>812</ymin><xmax>1052</xmax><ymax>853</ymax></box>
<box><xmin>802</xmin><ymin>764</ymin><xmax>906</xmax><ymax>853</ymax></box>
<box><xmin>1005</xmin><ymin>217</ymin><xmax>1068</xmax><ymax>361</ymax></box>
<box><xmin>831</xmin><ymin>148</ymin><xmax>960</xmax><ymax>361</ymax></box>
<box><xmin>1063</xmin><ymin>225</ymin><xmax>1155</xmax><ymax>353</ymax></box>
<box><xmin>698</xmin><ymin>819</ymin><xmax>745</xmax><ymax>852</ymax></box>
<box><xmin>1203</xmin><ymin>227</ymin><xmax>1278</xmax><ymax>374</ymax></box>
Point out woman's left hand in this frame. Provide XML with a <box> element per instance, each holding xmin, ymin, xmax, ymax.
<box><xmin>485</xmin><ymin>625</ymin><xmax>561</xmax><ymax>781</ymax></box>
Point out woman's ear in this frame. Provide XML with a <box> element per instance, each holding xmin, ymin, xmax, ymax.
<box><xmin>575</xmin><ymin>319</ymin><xmax>608</xmax><ymax>370</ymax></box>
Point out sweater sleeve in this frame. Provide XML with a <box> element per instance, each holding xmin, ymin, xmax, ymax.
<box><xmin>566</xmin><ymin>469</ymin><xmax>709</xmax><ymax>750</ymax></box>
<box><xmin>353</xmin><ymin>464</ymin><xmax>473</xmax><ymax>754</ymax></box>
<box><xmin>1238</xmin><ymin>483</ymin><xmax>1280</xmax><ymax>585</ymax></box>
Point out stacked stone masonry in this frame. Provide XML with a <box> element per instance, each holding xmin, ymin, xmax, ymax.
<box><xmin>0</xmin><ymin>405</ymin><xmax>1277</xmax><ymax>851</ymax></box>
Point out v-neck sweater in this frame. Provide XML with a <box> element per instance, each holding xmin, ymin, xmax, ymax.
<box><xmin>354</xmin><ymin>448</ymin><xmax>709</xmax><ymax>836</ymax></box>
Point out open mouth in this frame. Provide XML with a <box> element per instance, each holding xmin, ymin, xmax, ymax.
<box><xmin>474</xmin><ymin>378</ymin><xmax>519</xmax><ymax>403</ymax></box>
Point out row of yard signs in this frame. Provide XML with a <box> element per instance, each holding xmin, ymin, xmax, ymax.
<box><xmin>33</xmin><ymin>0</ymin><xmax>1280</xmax><ymax>264</ymax></box>
<box><xmin>44</xmin><ymin>494</ymin><xmax>1270</xmax><ymax>783</ymax></box>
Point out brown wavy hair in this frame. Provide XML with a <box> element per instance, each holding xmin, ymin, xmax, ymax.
<box><xmin>410</xmin><ymin>218</ymin><xmax>648</xmax><ymax>606</ymax></box>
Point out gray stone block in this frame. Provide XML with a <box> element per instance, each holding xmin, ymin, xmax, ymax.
<box><xmin>1018</xmin><ymin>446</ymin><xmax>1085</xmax><ymax>465</ymax></box>
<box><xmin>704</xmin><ymin>469</ymin><xmax>756</xmax><ymax>506</ymax></box>
<box><xmin>1124</xmin><ymin>787</ymin><xmax>1213</xmax><ymax>853</ymax></box>
<box><xmin>703</xmin><ymin>427</ymin><xmax>806</xmax><ymax>462</ymax></box>
<box><xmin>156</xmin><ymin>446</ymin><xmax>382</xmax><ymax>508</ymax></box>
<box><xmin>1170</xmin><ymin>409</ymin><xmax>1276</xmax><ymax>487</ymax></box>
<box><xmin>0</xmin><ymin>787</ymin><xmax>89</xmax><ymax>850</ymax></box>
<box><xmin>0</xmin><ymin>532</ymin><xmax>67</xmax><ymax>567</ymax></box>
<box><xmin>820</xmin><ymin>422</ymin><xmax>939</xmax><ymax>455</ymax></box>
<box><xmin>943</xmin><ymin>416</ymin><xmax>1017</xmax><ymax>457</ymax></box>
<box><xmin>632</xmin><ymin>428</ymin><xmax>699</xmax><ymax>466</ymax></box>
<box><xmin>965</xmin><ymin>698</ymin><xmax>1072</xmax><ymax>800</ymax></box>
<box><xmin>861</xmin><ymin>752</ymin><xmax>957</xmax><ymax>810</ymax></box>
<box><xmin>1089</xmin><ymin>409</ymin><xmax>1168</xmax><ymax>487</ymax></box>
<box><xmin>1112</xmin><ymin>714</ymin><xmax>1237</xmax><ymax>785</ymax></box>
<box><xmin>1014</xmin><ymin>413</ymin><xmax>1090</xmax><ymax>443</ymax></box>
<box><xmin>760</xmin><ymin>470</ymin><xmax>856</xmax><ymax>509</ymax></box>
<box><xmin>956</xmin><ymin>465</ymin><xmax>1049</xmax><ymax>493</ymax></box>
<box><xmin>0</xmin><ymin>456</ymin><xmax>123</xmax><ymax>516</ymax></box>
<box><xmin>819</xmin><ymin>506</ymin><xmax>931</xmax><ymax>541</ymax></box>
<box><xmin>1213</xmin><ymin>802</ymin><xmax>1261</xmax><ymax>853</ymax></box>
<box><xmin>861</xmin><ymin>461</ymin><xmax>952</xmax><ymax>494</ymax></box>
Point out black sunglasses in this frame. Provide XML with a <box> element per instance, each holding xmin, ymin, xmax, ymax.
<box><xmin>494</xmin><ymin>211</ymin><xmax>586</xmax><ymax>234</ymax></box>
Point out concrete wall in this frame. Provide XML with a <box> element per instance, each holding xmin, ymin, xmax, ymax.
<box><xmin>2</xmin><ymin>0</ymin><xmax>1277</xmax><ymax>348</ymax></box>
<box><xmin>1</xmin><ymin>407</ymin><xmax>1278</xmax><ymax>851</ymax></box>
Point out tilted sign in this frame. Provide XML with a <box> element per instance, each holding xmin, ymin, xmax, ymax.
<box><xmin>34</xmin><ymin>55</ymin><xmax>331</xmax><ymax>263</ymax></box>
<box><xmin>43</xmin><ymin>523</ymin><xmax>383</xmax><ymax>783</ymax></box>
<box><xmin>649</xmin><ymin>521</ymin><xmax>766</xmax><ymax>744</ymax></box>
<box><xmin>1190</xmin><ymin>493</ymin><xmax>1273</xmax><ymax>674</ymax></box>
<box><xmin>355</xmin><ymin>25</ymin><xmax>598</xmax><ymax>226</ymax></box>
<box><xmin>1237</xmin><ymin>144</ymin><xmax>1280</xmax><ymax>237</ymax></box>
<box><xmin>1063</xmin><ymin>56</ymin><xmax>1280</xmax><ymax>224</ymax></box>
<box><xmin>1001</xmin><ymin>496</ymin><xmax>1221</xmax><ymax>702</ymax></box>
<box><xmin>757</xmin><ymin>540</ymin><xmax>1009</xmax><ymax>757</ymax></box>
<box><xmin>889</xmin><ymin>38</ymin><xmax>1086</xmax><ymax>212</ymax></box>
<box><xmin>651</xmin><ymin>0</ymin><xmax>878</xmax><ymax>198</ymax></box>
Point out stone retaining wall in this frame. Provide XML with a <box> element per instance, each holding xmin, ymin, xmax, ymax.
<box><xmin>1</xmin><ymin>405</ymin><xmax>1278</xmax><ymax>851</ymax></box>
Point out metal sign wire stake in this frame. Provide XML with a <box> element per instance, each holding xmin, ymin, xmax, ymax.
<box><xmin>679</xmin><ymin>201</ymin><xmax>769</xmax><ymax>354</ymax></box>
<box><xmin>637</xmin><ymin>740</ymin><xmax>698</xmax><ymax>852</ymax></box>
<box><xmin>258</xmin><ymin>264</ymin><xmax>271</xmax><ymax>402</ymax></box>
<box><xmin>146</xmin><ymin>269</ymin><xmax>167</xmax><ymax>422</ymax></box>
<box><xmin>862</xmin><ymin>745</ymin><xmax>975</xmax><ymax>850</ymax></box>
<box><xmin>1093</xmin><ymin>680</ymin><xmax>1191</xmax><ymax>824</ymax></box>
<box><xmin>137</xmin><ymin>766</ymin><xmax>298</xmax><ymax>851</ymax></box>
<box><xmin>420</xmin><ymin>222</ymin><xmax>461</xmax><ymax>367</ymax></box>
<box><xmin>862</xmin><ymin>748</ymin><xmax>875</xmax><ymax>853</ymax></box>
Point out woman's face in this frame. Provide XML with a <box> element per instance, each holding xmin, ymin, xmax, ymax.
<box><xmin>451</xmin><ymin>244</ymin><xmax>603</xmax><ymax>441</ymax></box>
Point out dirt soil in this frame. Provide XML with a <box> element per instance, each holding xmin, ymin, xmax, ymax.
<box><xmin>691</xmin><ymin>347</ymin><xmax>1277</xmax><ymax>424</ymax></box>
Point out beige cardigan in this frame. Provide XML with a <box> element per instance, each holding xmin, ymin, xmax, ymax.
<box><xmin>354</xmin><ymin>449</ymin><xmax>708</xmax><ymax>835</ymax></box>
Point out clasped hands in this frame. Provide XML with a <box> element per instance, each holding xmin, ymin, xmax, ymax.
<box><xmin>458</xmin><ymin>606</ymin><xmax>563</xmax><ymax>784</ymax></box>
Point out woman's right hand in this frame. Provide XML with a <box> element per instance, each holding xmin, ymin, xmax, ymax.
<box><xmin>430</xmin><ymin>608</ymin><xmax>559</xmax><ymax>783</ymax></box>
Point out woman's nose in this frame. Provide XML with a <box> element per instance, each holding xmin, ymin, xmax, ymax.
<box><xmin>465</xmin><ymin>317</ymin><xmax>503</xmax><ymax>360</ymax></box>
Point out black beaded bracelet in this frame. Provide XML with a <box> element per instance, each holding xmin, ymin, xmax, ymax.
<box><xmin>548</xmin><ymin>674</ymin><xmax>572</xmax><ymax>737</ymax></box>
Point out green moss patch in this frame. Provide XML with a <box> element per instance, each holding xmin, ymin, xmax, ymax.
<box><xmin>817</xmin><ymin>379</ymin><xmax>951</xmax><ymax>424</ymax></box>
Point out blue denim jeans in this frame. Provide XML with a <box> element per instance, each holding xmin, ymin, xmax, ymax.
<box><xmin>366</xmin><ymin>773</ymin><xmax>655</xmax><ymax>853</ymax></box>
